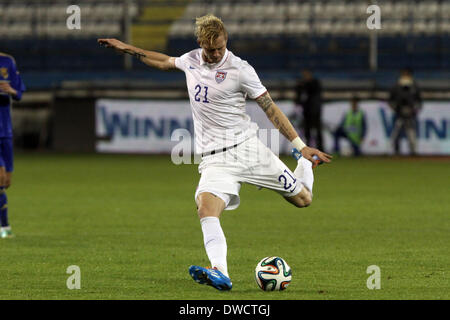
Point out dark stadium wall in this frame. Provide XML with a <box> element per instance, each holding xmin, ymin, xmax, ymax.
<box><xmin>52</xmin><ymin>97</ymin><xmax>96</xmax><ymax>152</ymax></box>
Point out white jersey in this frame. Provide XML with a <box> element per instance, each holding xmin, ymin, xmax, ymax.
<box><xmin>175</xmin><ymin>49</ymin><xmax>267</xmax><ymax>154</ymax></box>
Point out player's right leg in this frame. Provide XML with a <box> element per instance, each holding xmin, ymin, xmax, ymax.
<box><xmin>284</xmin><ymin>187</ymin><xmax>312</xmax><ymax>208</ymax></box>
<box><xmin>282</xmin><ymin>148</ymin><xmax>317</xmax><ymax>208</ymax></box>
<box><xmin>237</xmin><ymin>137</ymin><xmax>315</xmax><ymax>209</ymax></box>
<box><xmin>189</xmin><ymin>191</ymin><xmax>232</xmax><ymax>291</ymax></box>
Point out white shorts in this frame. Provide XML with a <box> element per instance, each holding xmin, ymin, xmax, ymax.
<box><xmin>195</xmin><ymin>136</ymin><xmax>302</xmax><ymax>210</ymax></box>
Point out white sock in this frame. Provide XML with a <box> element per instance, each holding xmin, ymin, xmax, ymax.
<box><xmin>294</xmin><ymin>157</ymin><xmax>314</xmax><ymax>194</ymax></box>
<box><xmin>200</xmin><ymin>216</ymin><xmax>229</xmax><ymax>278</ymax></box>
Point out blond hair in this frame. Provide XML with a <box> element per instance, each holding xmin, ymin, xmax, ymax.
<box><xmin>195</xmin><ymin>14</ymin><xmax>228</xmax><ymax>46</ymax></box>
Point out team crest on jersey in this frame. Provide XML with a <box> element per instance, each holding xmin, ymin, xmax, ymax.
<box><xmin>215</xmin><ymin>71</ymin><xmax>227</xmax><ymax>83</ymax></box>
<box><xmin>0</xmin><ymin>67</ymin><xmax>8</xmax><ymax>79</ymax></box>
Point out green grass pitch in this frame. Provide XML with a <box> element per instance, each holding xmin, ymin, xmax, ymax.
<box><xmin>0</xmin><ymin>153</ymin><xmax>448</xmax><ymax>299</ymax></box>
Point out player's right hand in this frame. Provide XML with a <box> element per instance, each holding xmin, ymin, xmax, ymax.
<box><xmin>300</xmin><ymin>146</ymin><xmax>332</xmax><ymax>165</ymax></box>
<box><xmin>97</xmin><ymin>38</ymin><xmax>129</xmax><ymax>52</ymax></box>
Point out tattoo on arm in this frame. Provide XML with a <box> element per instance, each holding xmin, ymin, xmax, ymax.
<box><xmin>123</xmin><ymin>48</ymin><xmax>146</xmax><ymax>59</ymax></box>
<box><xmin>122</xmin><ymin>49</ymin><xmax>174</xmax><ymax>70</ymax></box>
<box><xmin>256</xmin><ymin>92</ymin><xmax>273</xmax><ymax>112</ymax></box>
<box><xmin>256</xmin><ymin>93</ymin><xmax>298</xmax><ymax>141</ymax></box>
<box><xmin>272</xmin><ymin>114</ymin><xmax>296</xmax><ymax>140</ymax></box>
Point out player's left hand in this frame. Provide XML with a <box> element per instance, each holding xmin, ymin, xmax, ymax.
<box><xmin>301</xmin><ymin>146</ymin><xmax>332</xmax><ymax>164</ymax></box>
<box><xmin>97</xmin><ymin>38</ymin><xmax>129</xmax><ymax>52</ymax></box>
<box><xmin>0</xmin><ymin>82</ymin><xmax>17</xmax><ymax>96</ymax></box>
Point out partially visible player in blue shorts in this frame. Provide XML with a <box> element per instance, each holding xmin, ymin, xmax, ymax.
<box><xmin>0</xmin><ymin>52</ymin><xmax>26</xmax><ymax>238</ymax></box>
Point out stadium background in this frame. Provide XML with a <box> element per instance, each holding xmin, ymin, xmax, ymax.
<box><xmin>2</xmin><ymin>0</ymin><xmax>449</xmax><ymax>154</ymax></box>
<box><xmin>0</xmin><ymin>0</ymin><xmax>449</xmax><ymax>301</ymax></box>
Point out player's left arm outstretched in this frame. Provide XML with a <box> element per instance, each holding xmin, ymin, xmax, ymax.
<box><xmin>255</xmin><ymin>91</ymin><xmax>332</xmax><ymax>164</ymax></box>
<box><xmin>97</xmin><ymin>38</ymin><xmax>176</xmax><ymax>71</ymax></box>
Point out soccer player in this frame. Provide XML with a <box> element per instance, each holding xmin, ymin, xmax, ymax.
<box><xmin>0</xmin><ymin>52</ymin><xmax>26</xmax><ymax>239</ymax></box>
<box><xmin>98</xmin><ymin>14</ymin><xmax>331</xmax><ymax>291</ymax></box>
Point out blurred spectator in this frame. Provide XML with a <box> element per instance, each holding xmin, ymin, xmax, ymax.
<box><xmin>294</xmin><ymin>69</ymin><xmax>323</xmax><ymax>150</ymax></box>
<box><xmin>333</xmin><ymin>97</ymin><xmax>367</xmax><ymax>156</ymax></box>
<box><xmin>388</xmin><ymin>69</ymin><xmax>422</xmax><ymax>155</ymax></box>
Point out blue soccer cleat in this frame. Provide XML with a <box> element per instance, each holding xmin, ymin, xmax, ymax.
<box><xmin>188</xmin><ymin>265</ymin><xmax>232</xmax><ymax>291</ymax></box>
<box><xmin>291</xmin><ymin>148</ymin><xmax>323</xmax><ymax>169</ymax></box>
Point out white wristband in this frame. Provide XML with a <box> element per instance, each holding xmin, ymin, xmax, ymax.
<box><xmin>291</xmin><ymin>137</ymin><xmax>306</xmax><ymax>151</ymax></box>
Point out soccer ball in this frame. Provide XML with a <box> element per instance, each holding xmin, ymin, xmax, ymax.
<box><xmin>254</xmin><ymin>256</ymin><xmax>292</xmax><ymax>291</ymax></box>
